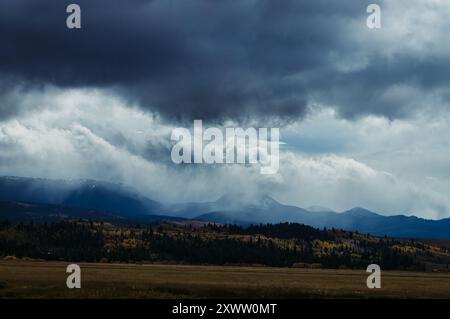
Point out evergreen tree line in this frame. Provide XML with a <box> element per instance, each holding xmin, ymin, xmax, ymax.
<box><xmin>0</xmin><ymin>220</ymin><xmax>427</xmax><ymax>270</ymax></box>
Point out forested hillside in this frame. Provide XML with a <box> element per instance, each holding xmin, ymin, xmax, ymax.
<box><xmin>1</xmin><ymin>220</ymin><xmax>449</xmax><ymax>271</ymax></box>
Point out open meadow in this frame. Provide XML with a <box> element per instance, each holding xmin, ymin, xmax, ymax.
<box><xmin>0</xmin><ymin>260</ymin><xmax>449</xmax><ymax>298</ymax></box>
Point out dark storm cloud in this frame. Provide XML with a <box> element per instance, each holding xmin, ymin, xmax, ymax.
<box><xmin>0</xmin><ymin>0</ymin><xmax>448</xmax><ymax>122</ymax></box>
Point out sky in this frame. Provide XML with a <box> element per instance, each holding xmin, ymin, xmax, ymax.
<box><xmin>1</xmin><ymin>0</ymin><xmax>450</xmax><ymax>218</ymax></box>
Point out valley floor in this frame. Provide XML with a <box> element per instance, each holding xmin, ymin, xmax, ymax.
<box><xmin>0</xmin><ymin>261</ymin><xmax>450</xmax><ymax>298</ymax></box>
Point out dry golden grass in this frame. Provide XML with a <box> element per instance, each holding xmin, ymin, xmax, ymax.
<box><xmin>0</xmin><ymin>260</ymin><xmax>449</xmax><ymax>299</ymax></box>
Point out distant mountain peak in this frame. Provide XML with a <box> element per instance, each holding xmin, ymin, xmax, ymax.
<box><xmin>2</xmin><ymin>176</ymin><xmax>450</xmax><ymax>240</ymax></box>
<box><xmin>260</xmin><ymin>194</ymin><xmax>279</xmax><ymax>206</ymax></box>
<box><xmin>344</xmin><ymin>207</ymin><xmax>379</xmax><ymax>217</ymax></box>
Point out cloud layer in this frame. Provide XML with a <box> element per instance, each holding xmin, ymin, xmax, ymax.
<box><xmin>1</xmin><ymin>0</ymin><xmax>450</xmax><ymax>122</ymax></box>
<box><xmin>1</xmin><ymin>89</ymin><xmax>450</xmax><ymax>218</ymax></box>
<box><xmin>1</xmin><ymin>1</ymin><xmax>450</xmax><ymax>218</ymax></box>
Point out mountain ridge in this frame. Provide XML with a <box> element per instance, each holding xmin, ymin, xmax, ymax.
<box><xmin>1</xmin><ymin>176</ymin><xmax>449</xmax><ymax>240</ymax></box>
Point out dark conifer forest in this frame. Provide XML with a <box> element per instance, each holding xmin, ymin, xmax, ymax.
<box><xmin>1</xmin><ymin>220</ymin><xmax>449</xmax><ymax>271</ymax></box>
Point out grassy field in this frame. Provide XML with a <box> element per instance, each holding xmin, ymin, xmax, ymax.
<box><xmin>0</xmin><ymin>260</ymin><xmax>449</xmax><ymax>298</ymax></box>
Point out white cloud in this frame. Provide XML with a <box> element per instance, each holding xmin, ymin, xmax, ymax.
<box><xmin>1</xmin><ymin>88</ymin><xmax>450</xmax><ymax>219</ymax></box>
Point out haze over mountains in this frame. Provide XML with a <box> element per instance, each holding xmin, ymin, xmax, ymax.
<box><xmin>1</xmin><ymin>176</ymin><xmax>450</xmax><ymax>240</ymax></box>
<box><xmin>0</xmin><ymin>176</ymin><xmax>175</xmax><ymax>223</ymax></box>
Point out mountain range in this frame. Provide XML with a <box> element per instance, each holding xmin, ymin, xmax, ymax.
<box><xmin>1</xmin><ymin>176</ymin><xmax>450</xmax><ymax>240</ymax></box>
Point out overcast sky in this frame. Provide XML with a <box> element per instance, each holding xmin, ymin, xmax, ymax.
<box><xmin>1</xmin><ymin>0</ymin><xmax>450</xmax><ymax>218</ymax></box>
